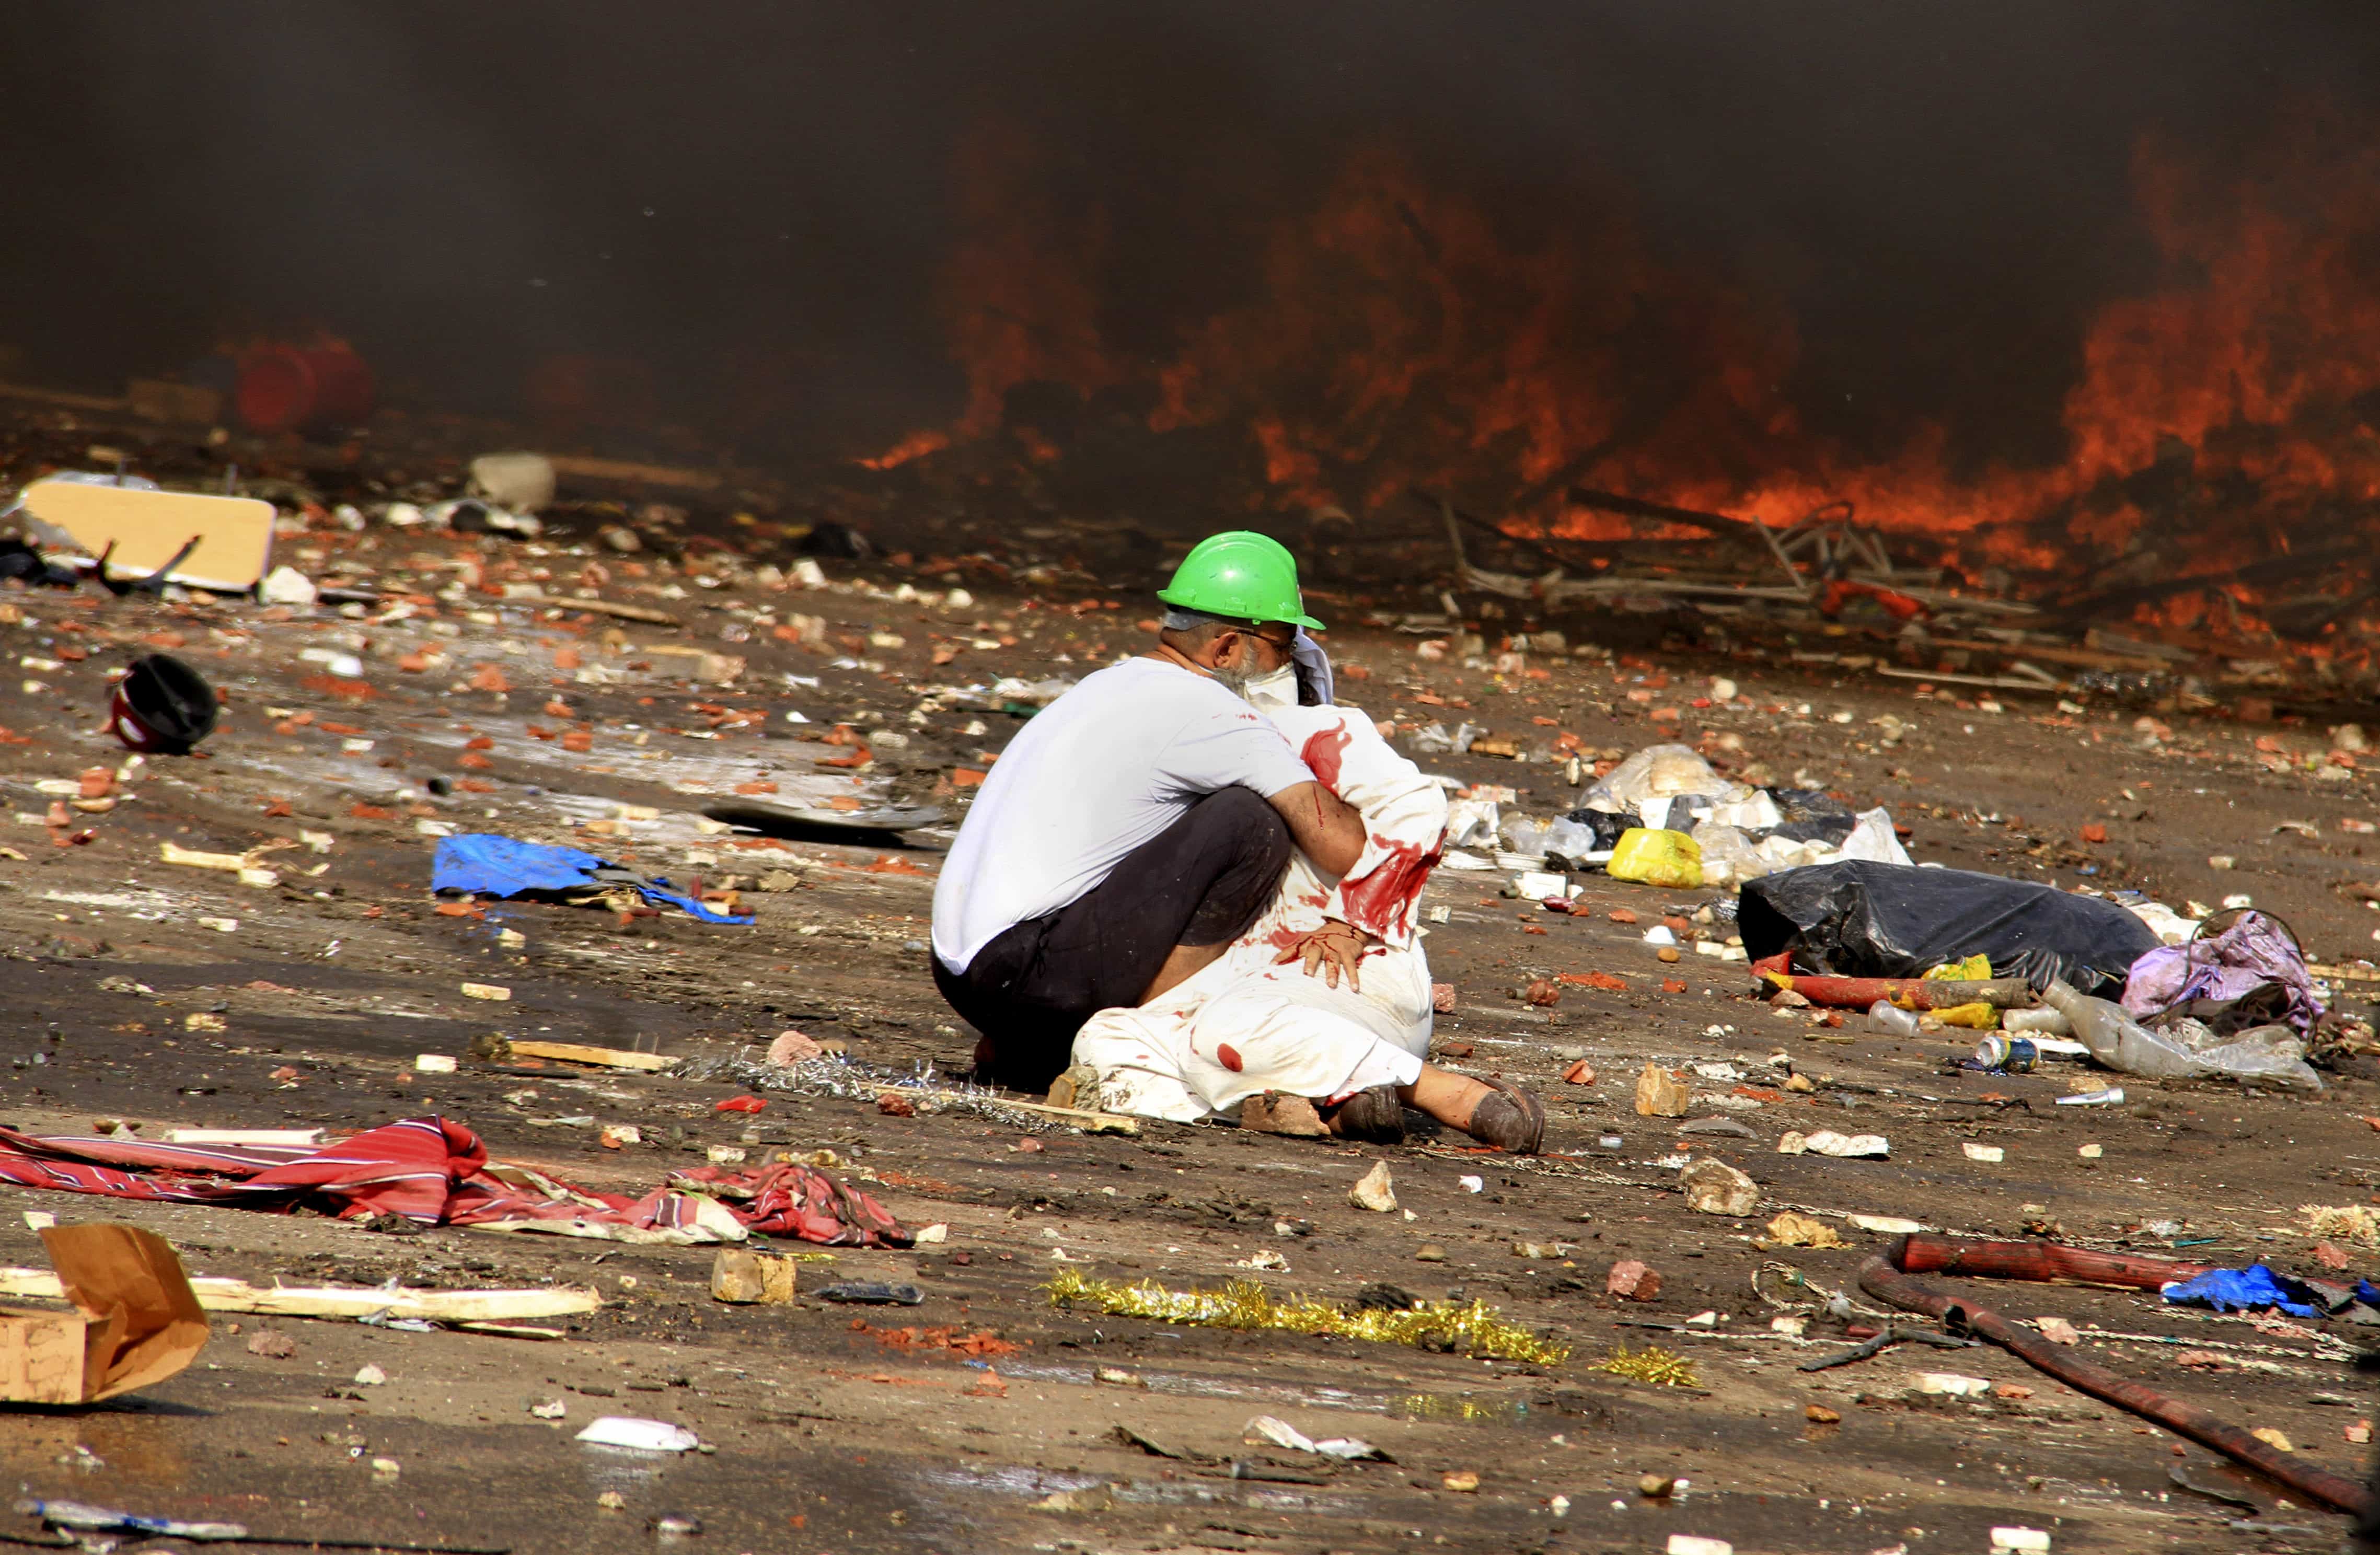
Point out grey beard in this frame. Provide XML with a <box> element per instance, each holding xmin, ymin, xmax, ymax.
<box><xmin>1209</xmin><ymin>662</ymin><xmax>1255</xmax><ymax>699</ymax></box>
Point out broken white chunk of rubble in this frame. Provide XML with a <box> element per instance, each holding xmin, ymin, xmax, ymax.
<box><xmin>1913</xmin><ymin>1372</ymin><xmax>1994</xmax><ymax>1397</ymax></box>
<box><xmin>1349</xmin><ymin>1159</ymin><xmax>1397</xmax><ymax>1212</ymax></box>
<box><xmin>1989</xmin><ymin>1527</ymin><xmax>2050</xmax><ymax>1554</ymax></box>
<box><xmin>576</xmin><ymin>1417</ymin><xmax>700</xmax><ymax>1453</ymax></box>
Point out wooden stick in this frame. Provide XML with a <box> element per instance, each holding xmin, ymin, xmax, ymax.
<box><xmin>505</xmin><ymin>1039</ymin><xmax>678</xmax><ymax>1072</ymax></box>
<box><xmin>543</xmin><ymin>595</ymin><xmax>681</xmax><ymax>626</ymax></box>
<box><xmin>1874</xmin><ymin>665</ymin><xmax>2067</xmax><ymax>693</ymax></box>
<box><xmin>0</xmin><ymin>1270</ymin><xmax>602</xmax><ymax>1321</ymax></box>
<box><xmin>546</xmin><ymin>454</ymin><xmax>725</xmax><ymax>491</ymax></box>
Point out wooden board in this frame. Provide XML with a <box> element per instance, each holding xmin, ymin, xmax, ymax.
<box><xmin>506</xmin><ymin>1039</ymin><xmax>678</xmax><ymax>1072</ymax></box>
<box><xmin>24</xmin><ymin>479</ymin><xmax>275</xmax><ymax>591</ymax></box>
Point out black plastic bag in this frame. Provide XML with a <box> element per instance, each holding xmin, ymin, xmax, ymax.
<box><xmin>1562</xmin><ymin>806</ymin><xmax>1642</xmax><ymax>850</ymax></box>
<box><xmin>1737</xmin><ymin>860</ymin><xmax>2161</xmax><ymax>998</ymax></box>
<box><xmin>1766</xmin><ymin>788</ymin><xmax>1858</xmax><ymax>846</ymax></box>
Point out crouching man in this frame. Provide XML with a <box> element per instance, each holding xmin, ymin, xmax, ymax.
<box><xmin>1058</xmin><ymin>625</ymin><xmax>1544</xmax><ymax>1152</ymax></box>
<box><xmin>930</xmin><ymin>531</ymin><xmax>1369</xmax><ymax>1093</ymax></box>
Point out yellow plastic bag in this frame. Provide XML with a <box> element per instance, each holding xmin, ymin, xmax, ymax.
<box><xmin>1933</xmin><ymin>1001</ymin><xmax>1998</xmax><ymax>1028</ymax></box>
<box><xmin>1925</xmin><ymin>954</ymin><xmax>1992</xmax><ymax>982</ymax></box>
<box><xmin>1608</xmin><ymin>827</ymin><xmax>1703</xmax><ymax>889</ymax></box>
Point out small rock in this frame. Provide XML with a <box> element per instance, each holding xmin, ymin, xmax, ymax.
<box><xmin>767</xmin><ymin>1029</ymin><xmax>825</xmax><ymax>1065</ymax></box>
<box><xmin>2314</xmin><ymin>1240</ymin><xmax>2351</xmax><ymax>1271</ymax></box>
<box><xmin>1349</xmin><ymin>1159</ymin><xmax>1398</xmax><ymax>1212</ymax></box>
<box><xmin>876</xmin><ymin>1093</ymin><xmax>916</xmax><ymax>1117</ymax></box>
<box><xmin>1680</xmin><ymin>1158</ymin><xmax>1760</xmax><ymax>1217</ymax></box>
<box><xmin>1415</xmin><ymin>1244</ymin><xmax>1447</xmax><ymax>1262</ymax></box>
<box><xmin>1764</xmin><ymin>1212</ymin><xmax>1844</xmax><ymax>1248</ymax></box>
<box><xmin>2348</xmin><ymin>1420</ymin><xmax>2373</xmax><ymax>1445</ymax></box>
<box><xmin>1769</xmin><ymin>988</ymin><xmax>1810</xmax><ymax>1009</ymax></box>
<box><xmin>1033</xmin><ymin>1486</ymin><xmax>1114</xmax><ymax>1514</ymax></box>
<box><xmin>1563</xmin><ymin>1059</ymin><xmax>1596</xmax><ymax>1085</ymax></box>
<box><xmin>1657</xmin><ymin>946</ymin><xmax>1682</xmax><ymax>964</ymax></box>
<box><xmin>710</xmin><ymin>1248</ymin><xmax>797</xmax><ymax>1304</ymax></box>
<box><xmin>1524</xmin><ymin>978</ymin><xmax>1561</xmax><ymax>1007</ymax></box>
<box><xmin>1442</xmin><ymin>1470</ymin><xmax>1480</xmax><ymax>1492</ymax></box>
<box><xmin>352</xmin><ymin>1364</ymin><xmax>386</xmax><ymax>1386</ymax></box>
<box><xmin>1784</xmin><ymin>1072</ymin><xmax>1816</xmax><ymax>1093</ymax></box>
<box><xmin>2250</xmin><ymin>1426</ymin><xmax>2293</xmax><ymax>1453</ymax></box>
<box><xmin>1638</xmin><ymin>1472</ymin><xmax>1676</xmax><ymax>1498</ymax></box>
<box><xmin>2035</xmin><ymin>1316</ymin><xmax>2081</xmax><ymax>1344</ymax></box>
<box><xmin>1963</xmin><ymin>1143</ymin><xmax>2005</xmax><ymax>1163</ymax></box>
<box><xmin>652</xmin><ymin>1514</ymin><xmax>702</xmax><ymax>1538</ymax></box>
<box><xmin>1431</xmin><ymin>982</ymin><xmax>1457</xmax><ymax>1013</ymax></box>
<box><xmin>1094</xmin><ymin>1367</ymin><xmax>1146</xmax><ymax>1388</ymax></box>
<box><xmin>597</xmin><ymin>1492</ymin><xmax>629</xmax><ymax>1511</ymax></box>
<box><xmin>1608</xmin><ymin>908</ymin><xmax>1638</xmax><ymax>924</ymax></box>
<box><xmin>1634</xmin><ymin>1063</ymin><xmax>1690</xmax><ymax>1118</ymax></box>
<box><xmin>1804</xmin><ymin>1403</ymin><xmax>1840</xmax><ymax>1424</ymax></box>
<box><xmin>246</xmin><ymin>1331</ymin><xmax>296</xmax><ymax>1359</ymax></box>
<box><xmin>1607</xmin><ymin>1259</ymin><xmax>1661</xmax><ymax>1301</ymax></box>
<box><xmin>531</xmin><ymin>1399</ymin><xmax>567</xmax><ymax>1419</ymax></box>
<box><xmin>369</xmin><ymin>1457</ymin><xmax>400</xmax><ymax>1478</ymax></box>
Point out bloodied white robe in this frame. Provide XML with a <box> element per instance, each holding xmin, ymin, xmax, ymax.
<box><xmin>1069</xmin><ymin>703</ymin><xmax>1447</xmax><ymax>1122</ymax></box>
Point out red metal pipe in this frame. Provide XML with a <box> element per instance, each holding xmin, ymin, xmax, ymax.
<box><xmin>1896</xmin><ymin>1232</ymin><xmax>2211</xmax><ymax>1290</ymax></box>
<box><xmin>1859</xmin><ymin>1235</ymin><xmax>2369</xmax><ymax>1518</ymax></box>
<box><xmin>1757</xmin><ymin>972</ymin><xmax>2035</xmax><ymax>1011</ymax></box>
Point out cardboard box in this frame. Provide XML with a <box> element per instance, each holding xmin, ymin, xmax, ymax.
<box><xmin>0</xmin><ymin>1224</ymin><xmax>209</xmax><ymax>1405</ymax></box>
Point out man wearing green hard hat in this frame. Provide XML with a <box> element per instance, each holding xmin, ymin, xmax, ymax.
<box><xmin>932</xmin><ymin>531</ymin><xmax>1363</xmax><ymax>1093</ymax></box>
<box><xmin>930</xmin><ymin>530</ymin><xmax>1545</xmax><ymax>1154</ymax></box>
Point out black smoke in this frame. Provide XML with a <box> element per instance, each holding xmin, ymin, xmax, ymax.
<box><xmin>3</xmin><ymin>2</ymin><xmax>2375</xmax><ymax>470</ymax></box>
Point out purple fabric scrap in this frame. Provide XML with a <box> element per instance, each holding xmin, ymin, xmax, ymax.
<box><xmin>2120</xmin><ymin>910</ymin><xmax>2321</xmax><ymax>1034</ymax></box>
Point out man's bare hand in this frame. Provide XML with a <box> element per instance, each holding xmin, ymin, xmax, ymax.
<box><xmin>1274</xmin><ymin>920</ymin><xmax>1378</xmax><ymax>991</ymax></box>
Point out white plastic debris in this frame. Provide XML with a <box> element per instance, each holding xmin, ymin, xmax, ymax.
<box><xmin>1839</xmin><ymin>806</ymin><xmax>1912</xmax><ymax>865</ymax></box>
<box><xmin>1244</xmin><ymin>1415</ymin><xmax>1383</xmax><ymax>1461</ymax></box>
<box><xmin>576</xmin><ymin>1417</ymin><xmax>700</xmax><ymax>1453</ymax></box>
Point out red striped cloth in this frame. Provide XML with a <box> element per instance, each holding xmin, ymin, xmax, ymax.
<box><xmin>0</xmin><ymin>1116</ymin><xmax>909</xmax><ymax>1248</ymax></box>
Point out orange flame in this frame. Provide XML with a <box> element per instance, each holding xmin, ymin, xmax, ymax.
<box><xmin>868</xmin><ymin>109</ymin><xmax>2380</xmax><ymax>637</ymax></box>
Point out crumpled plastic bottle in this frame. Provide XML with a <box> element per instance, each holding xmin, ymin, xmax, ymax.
<box><xmin>2041</xmin><ymin>979</ymin><xmax>2321</xmax><ymax>1091</ymax></box>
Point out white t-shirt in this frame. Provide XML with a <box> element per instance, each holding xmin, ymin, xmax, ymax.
<box><xmin>932</xmin><ymin>657</ymin><xmax>1315</xmax><ymax>971</ymax></box>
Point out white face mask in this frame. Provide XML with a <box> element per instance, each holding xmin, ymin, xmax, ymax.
<box><xmin>1242</xmin><ymin>662</ymin><xmax>1299</xmax><ymax>710</ymax></box>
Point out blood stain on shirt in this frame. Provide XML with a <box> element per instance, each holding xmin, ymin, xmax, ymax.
<box><xmin>1300</xmin><ymin>723</ymin><xmax>1354</xmax><ymax>791</ymax></box>
<box><xmin>1215</xmin><ymin>1043</ymin><xmax>1244</xmax><ymax>1072</ymax></box>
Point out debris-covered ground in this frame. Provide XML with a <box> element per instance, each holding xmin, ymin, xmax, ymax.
<box><xmin>7</xmin><ymin>414</ymin><xmax>2380</xmax><ymax>1555</ymax></box>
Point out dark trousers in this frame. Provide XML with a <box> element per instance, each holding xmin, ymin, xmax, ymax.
<box><xmin>934</xmin><ymin>786</ymin><xmax>1293</xmax><ymax>1093</ymax></box>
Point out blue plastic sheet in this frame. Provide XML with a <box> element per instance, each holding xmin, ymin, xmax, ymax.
<box><xmin>431</xmin><ymin>833</ymin><xmax>749</xmax><ymax>924</ymax></box>
<box><xmin>2159</xmin><ymin>1263</ymin><xmax>2319</xmax><ymax>1318</ymax></box>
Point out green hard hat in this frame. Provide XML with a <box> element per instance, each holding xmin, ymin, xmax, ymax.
<box><xmin>1157</xmin><ymin>530</ymin><xmax>1324</xmax><ymax>631</ymax></box>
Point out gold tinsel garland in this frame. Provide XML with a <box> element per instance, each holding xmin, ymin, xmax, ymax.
<box><xmin>1595</xmin><ymin>1341</ymin><xmax>1700</xmax><ymax>1388</ymax></box>
<box><xmin>1045</xmin><ymin>1271</ymin><xmax>1570</xmax><ymax>1366</ymax></box>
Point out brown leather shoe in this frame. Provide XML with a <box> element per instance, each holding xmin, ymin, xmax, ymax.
<box><xmin>1323</xmin><ymin>1084</ymin><xmax>1407</xmax><ymax>1145</ymax></box>
<box><xmin>1466</xmin><ymin>1076</ymin><xmax>1544</xmax><ymax>1153</ymax></box>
